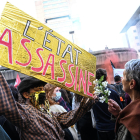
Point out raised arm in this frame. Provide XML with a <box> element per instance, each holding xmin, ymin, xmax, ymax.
<box><xmin>54</xmin><ymin>96</ymin><xmax>96</xmax><ymax>129</ymax></box>
<box><xmin>0</xmin><ymin>72</ymin><xmax>26</xmax><ymax>128</ymax></box>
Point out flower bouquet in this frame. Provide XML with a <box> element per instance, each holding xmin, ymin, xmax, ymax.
<box><xmin>93</xmin><ymin>75</ymin><xmax>111</xmax><ymax>103</ymax></box>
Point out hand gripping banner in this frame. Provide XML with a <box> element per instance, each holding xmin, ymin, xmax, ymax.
<box><xmin>0</xmin><ymin>2</ymin><xmax>96</xmax><ymax>99</ymax></box>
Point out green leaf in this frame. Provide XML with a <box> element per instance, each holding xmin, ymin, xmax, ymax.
<box><xmin>99</xmin><ymin>75</ymin><xmax>104</xmax><ymax>82</ymax></box>
<box><xmin>105</xmin><ymin>98</ymin><xmax>108</xmax><ymax>103</ymax></box>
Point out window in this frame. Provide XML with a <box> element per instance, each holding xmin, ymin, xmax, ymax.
<box><xmin>44</xmin><ymin>6</ymin><xmax>68</xmax><ymax>13</ymax></box>
<box><xmin>137</xmin><ymin>43</ymin><xmax>140</xmax><ymax>46</ymax></box>
<box><xmin>135</xmin><ymin>36</ymin><xmax>138</xmax><ymax>39</ymax></box>
<box><xmin>133</xmin><ymin>30</ymin><xmax>136</xmax><ymax>32</ymax></box>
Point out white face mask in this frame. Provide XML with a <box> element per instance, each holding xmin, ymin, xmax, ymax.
<box><xmin>52</xmin><ymin>92</ymin><xmax>61</xmax><ymax>101</ymax></box>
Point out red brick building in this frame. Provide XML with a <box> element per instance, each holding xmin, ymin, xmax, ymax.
<box><xmin>91</xmin><ymin>48</ymin><xmax>138</xmax><ymax>84</ymax></box>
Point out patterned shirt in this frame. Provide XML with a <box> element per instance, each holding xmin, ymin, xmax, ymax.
<box><xmin>0</xmin><ymin>72</ymin><xmax>94</xmax><ymax>140</ymax></box>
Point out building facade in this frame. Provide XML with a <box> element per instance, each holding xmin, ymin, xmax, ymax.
<box><xmin>0</xmin><ymin>66</ymin><xmax>28</xmax><ymax>85</ymax></box>
<box><xmin>91</xmin><ymin>48</ymin><xmax>138</xmax><ymax>84</ymax></box>
<box><xmin>121</xmin><ymin>6</ymin><xmax>140</xmax><ymax>57</ymax></box>
<box><xmin>125</xmin><ymin>26</ymin><xmax>140</xmax><ymax>51</ymax></box>
<box><xmin>35</xmin><ymin>0</ymin><xmax>83</xmax><ymax>47</ymax></box>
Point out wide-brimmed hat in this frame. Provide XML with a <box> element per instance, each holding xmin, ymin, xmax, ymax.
<box><xmin>18</xmin><ymin>76</ymin><xmax>46</xmax><ymax>93</ymax></box>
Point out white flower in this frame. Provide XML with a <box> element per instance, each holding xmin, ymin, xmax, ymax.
<box><xmin>102</xmin><ymin>81</ymin><xmax>108</xmax><ymax>88</ymax></box>
<box><xmin>94</xmin><ymin>86</ymin><xmax>98</xmax><ymax>90</ymax></box>
<box><xmin>94</xmin><ymin>89</ymin><xmax>102</xmax><ymax>95</ymax></box>
<box><xmin>104</xmin><ymin>88</ymin><xmax>109</xmax><ymax>93</ymax></box>
<box><xmin>99</xmin><ymin>96</ymin><xmax>106</xmax><ymax>103</ymax></box>
<box><xmin>99</xmin><ymin>85</ymin><xmax>103</xmax><ymax>89</ymax></box>
<box><xmin>93</xmin><ymin>76</ymin><xmax>111</xmax><ymax>103</ymax></box>
<box><xmin>108</xmin><ymin>90</ymin><xmax>111</xmax><ymax>96</ymax></box>
<box><xmin>104</xmin><ymin>88</ymin><xmax>111</xmax><ymax>96</ymax></box>
<box><xmin>93</xmin><ymin>79</ymin><xmax>98</xmax><ymax>85</ymax></box>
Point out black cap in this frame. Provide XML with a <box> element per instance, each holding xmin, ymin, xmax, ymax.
<box><xmin>18</xmin><ymin>76</ymin><xmax>46</xmax><ymax>94</ymax></box>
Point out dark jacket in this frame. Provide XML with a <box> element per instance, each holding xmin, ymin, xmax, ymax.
<box><xmin>114</xmin><ymin>82</ymin><xmax>125</xmax><ymax>98</ymax></box>
<box><xmin>77</xmin><ymin>111</ymin><xmax>97</xmax><ymax>140</ymax></box>
<box><xmin>93</xmin><ymin>89</ymin><xmax>123</xmax><ymax>131</ymax></box>
<box><xmin>107</xmin><ymin>84</ymin><xmax>118</xmax><ymax>93</ymax></box>
<box><xmin>0</xmin><ymin>115</ymin><xmax>20</xmax><ymax>140</ymax></box>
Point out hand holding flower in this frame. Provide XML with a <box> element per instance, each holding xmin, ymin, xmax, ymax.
<box><xmin>93</xmin><ymin>75</ymin><xmax>111</xmax><ymax>103</ymax></box>
<box><xmin>108</xmin><ymin>99</ymin><xmax>122</xmax><ymax>117</ymax></box>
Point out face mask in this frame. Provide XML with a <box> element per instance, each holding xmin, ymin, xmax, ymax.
<box><xmin>52</xmin><ymin>92</ymin><xmax>61</xmax><ymax>101</ymax></box>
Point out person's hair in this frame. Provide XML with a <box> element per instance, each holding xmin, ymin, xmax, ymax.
<box><xmin>20</xmin><ymin>83</ymin><xmax>46</xmax><ymax>101</ymax></box>
<box><xmin>74</xmin><ymin>93</ymin><xmax>83</xmax><ymax>103</ymax></box>
<box><xmin>9</xmin><ymin>85</ymin><xmax>19</xmax><ymax>102</ymax></box>
<box><xmin>114</xmin><ymin>75</ymin><xmax>121</xmax><ymax>82</ymax></box>
<box><xmin>20</xmin><ymin>83</ymin><xmax>46</xmax><ymax>94</ymax></box>
<box><xmin>125</xmin><ymin>59</ymin><xmax>140</xmax><ymax>91</ymax></box>
<box><xmin>96</xmin><ymin>68</ymin><xmax>107</xmax><ymax>81</ymax></box>
<box><xmin>44</xmin><ymin>83</ymin><xmax>59</xmax><ymax>105</ymax></box>
<box><xmin>66</xmin><ymin>90</ymin><xmax>73</xmax><ymax>100</ymax></box>
<box><xmin>59</xmin><ymin>89</ymin><xmax>70</xmax><ymax>103</ymax></box>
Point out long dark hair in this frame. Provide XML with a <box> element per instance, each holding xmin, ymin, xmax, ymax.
<box><xmin>59</xmin><ymin>89</ymin><xmax>70</xmax><ymax>103</ymax></box>
<box><xmin>9</xmin><ymin>85</ymin><xmax>19</xmax><ymax>102</ymax></box>
<box><xmin>74</xmin><ymin>93</ymin><xmax>83</xmax><ymax>103</ymax></box>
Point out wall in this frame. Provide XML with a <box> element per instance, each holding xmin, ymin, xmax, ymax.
<box><xmin>91</xmin><ymin>48</ymin><xmax>138</xmax><ymax>84</ymax></box>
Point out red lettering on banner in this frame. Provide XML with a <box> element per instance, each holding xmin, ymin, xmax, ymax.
<box><xmin>42</xmin><ymin>53</ymin><xmax>55</xmax><ymax>79</ymax></box>
<box><xmin>65</xmin><ymin>64</ymin><xmax>74</xmax><ymax>87</ymax></box>
<box><xmin>78</xmin><ymin>69</ymin><xmax>87</xmax><ymax>94</ymax></box>
<box><xmin>0</xmin><ymin>29</ymin><xmax>12</xmax><ymax>64</ymax></box>
<box><xmin>15</xmin><ymin>38</ymin><xmax>31</xmax><ymax>66</ymax></box>
<box><xmin>57</xmin><ymin>59</ymin><xmax>67</xmax><ymax>82</ymax></box>
<box><xmin>87</xmin><ymin>72</ymin><xmax>94</xmax><ymax>96</ymax></box>
<box><xmin>74</xmin><ymin>66</ymin><xmax>79</xmax><ymax>91</ymax></box>
<box><xmin>31</xmin><ymin>48</ymin><xmax>44</xmax><ymax>72</ymax></box>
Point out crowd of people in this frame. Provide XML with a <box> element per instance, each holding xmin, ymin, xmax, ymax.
<box><xmin>0</xmin><ymin>59</ymin><xmax>140</xmax><ymax>140</ymax></box>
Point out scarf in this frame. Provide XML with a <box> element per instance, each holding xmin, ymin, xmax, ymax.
<box><xmin>115</xmin><ymin>98</ymin><xmax>140</xmax><ymax>140</ymax></box>
<box><xmin>30</xmin><ymin>91</ymin><xmax>52</xmax><ymax>116</ymax></box>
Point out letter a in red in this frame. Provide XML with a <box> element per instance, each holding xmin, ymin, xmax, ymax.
<box><xmin>0</xmin><ymin>28</ymin><xmax>12</xmax><ymax>64</ymax></box>
<box><xmin>42</xmin><ymin>53</ymin><xmax>55</xmax><ymax>80</ymax></box>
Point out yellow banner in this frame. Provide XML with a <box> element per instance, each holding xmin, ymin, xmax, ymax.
<box><xmin>0</xmin><ymin>2</ymin><xmax>96</xmax><ymax>99</ymax></box>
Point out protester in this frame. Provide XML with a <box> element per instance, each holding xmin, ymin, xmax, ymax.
<box><xmin>0</xmin><ymin>73</ymin><xmax>97</xmax><ymax>140</ymax></box>
<box><xmin>44</xmin><ymin>84</ymin><xmax>68</xmax><ymax>113</ymax></box>
<box><xmin>108</xmin><ymin>59</ymin><xmax>140</xmax><ymax>140</ymax></box>
<box><xmin>73</xmin><ymin>93</ymin><xmax>97</xmax><ymax>140</ymax></box>
<box><xmin>44</xmin><ymin>85</ymin><xmax>71</xmax><ymax>111</ymax></box>
<box><xmin>93</xmin><ymin>68</ymin><xmax>123</xmax><ymax>140</ymax></box>
<box><xmin>44</xmin><ymin>83</ymin><xmax>78</xmax><ymax>140</ymax></box>
<box><xmin>0</xmin><ymin>85</ymin><xmax>20</xmax><ymax>140</ymax></box>
<box><xmin>60</xmin><ymin>89</ymin><xmax>72</xmax><ymax>110</ymax></box>
<box><xmin>114</xmin><ymin>75</ymin><xmax>126</xmax><ymax>107</ymax></box>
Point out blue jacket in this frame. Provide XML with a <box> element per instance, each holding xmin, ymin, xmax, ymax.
<box><xmin>93</xmin><ymin>88</ymin><xmax>123</xmax><ymax>131</ymax></box>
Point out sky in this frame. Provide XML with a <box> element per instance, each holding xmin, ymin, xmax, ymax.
<box><xmin>0</xmin><ymin>0</ymin><xmax>140</xmax><ymax>51</ymax></box>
